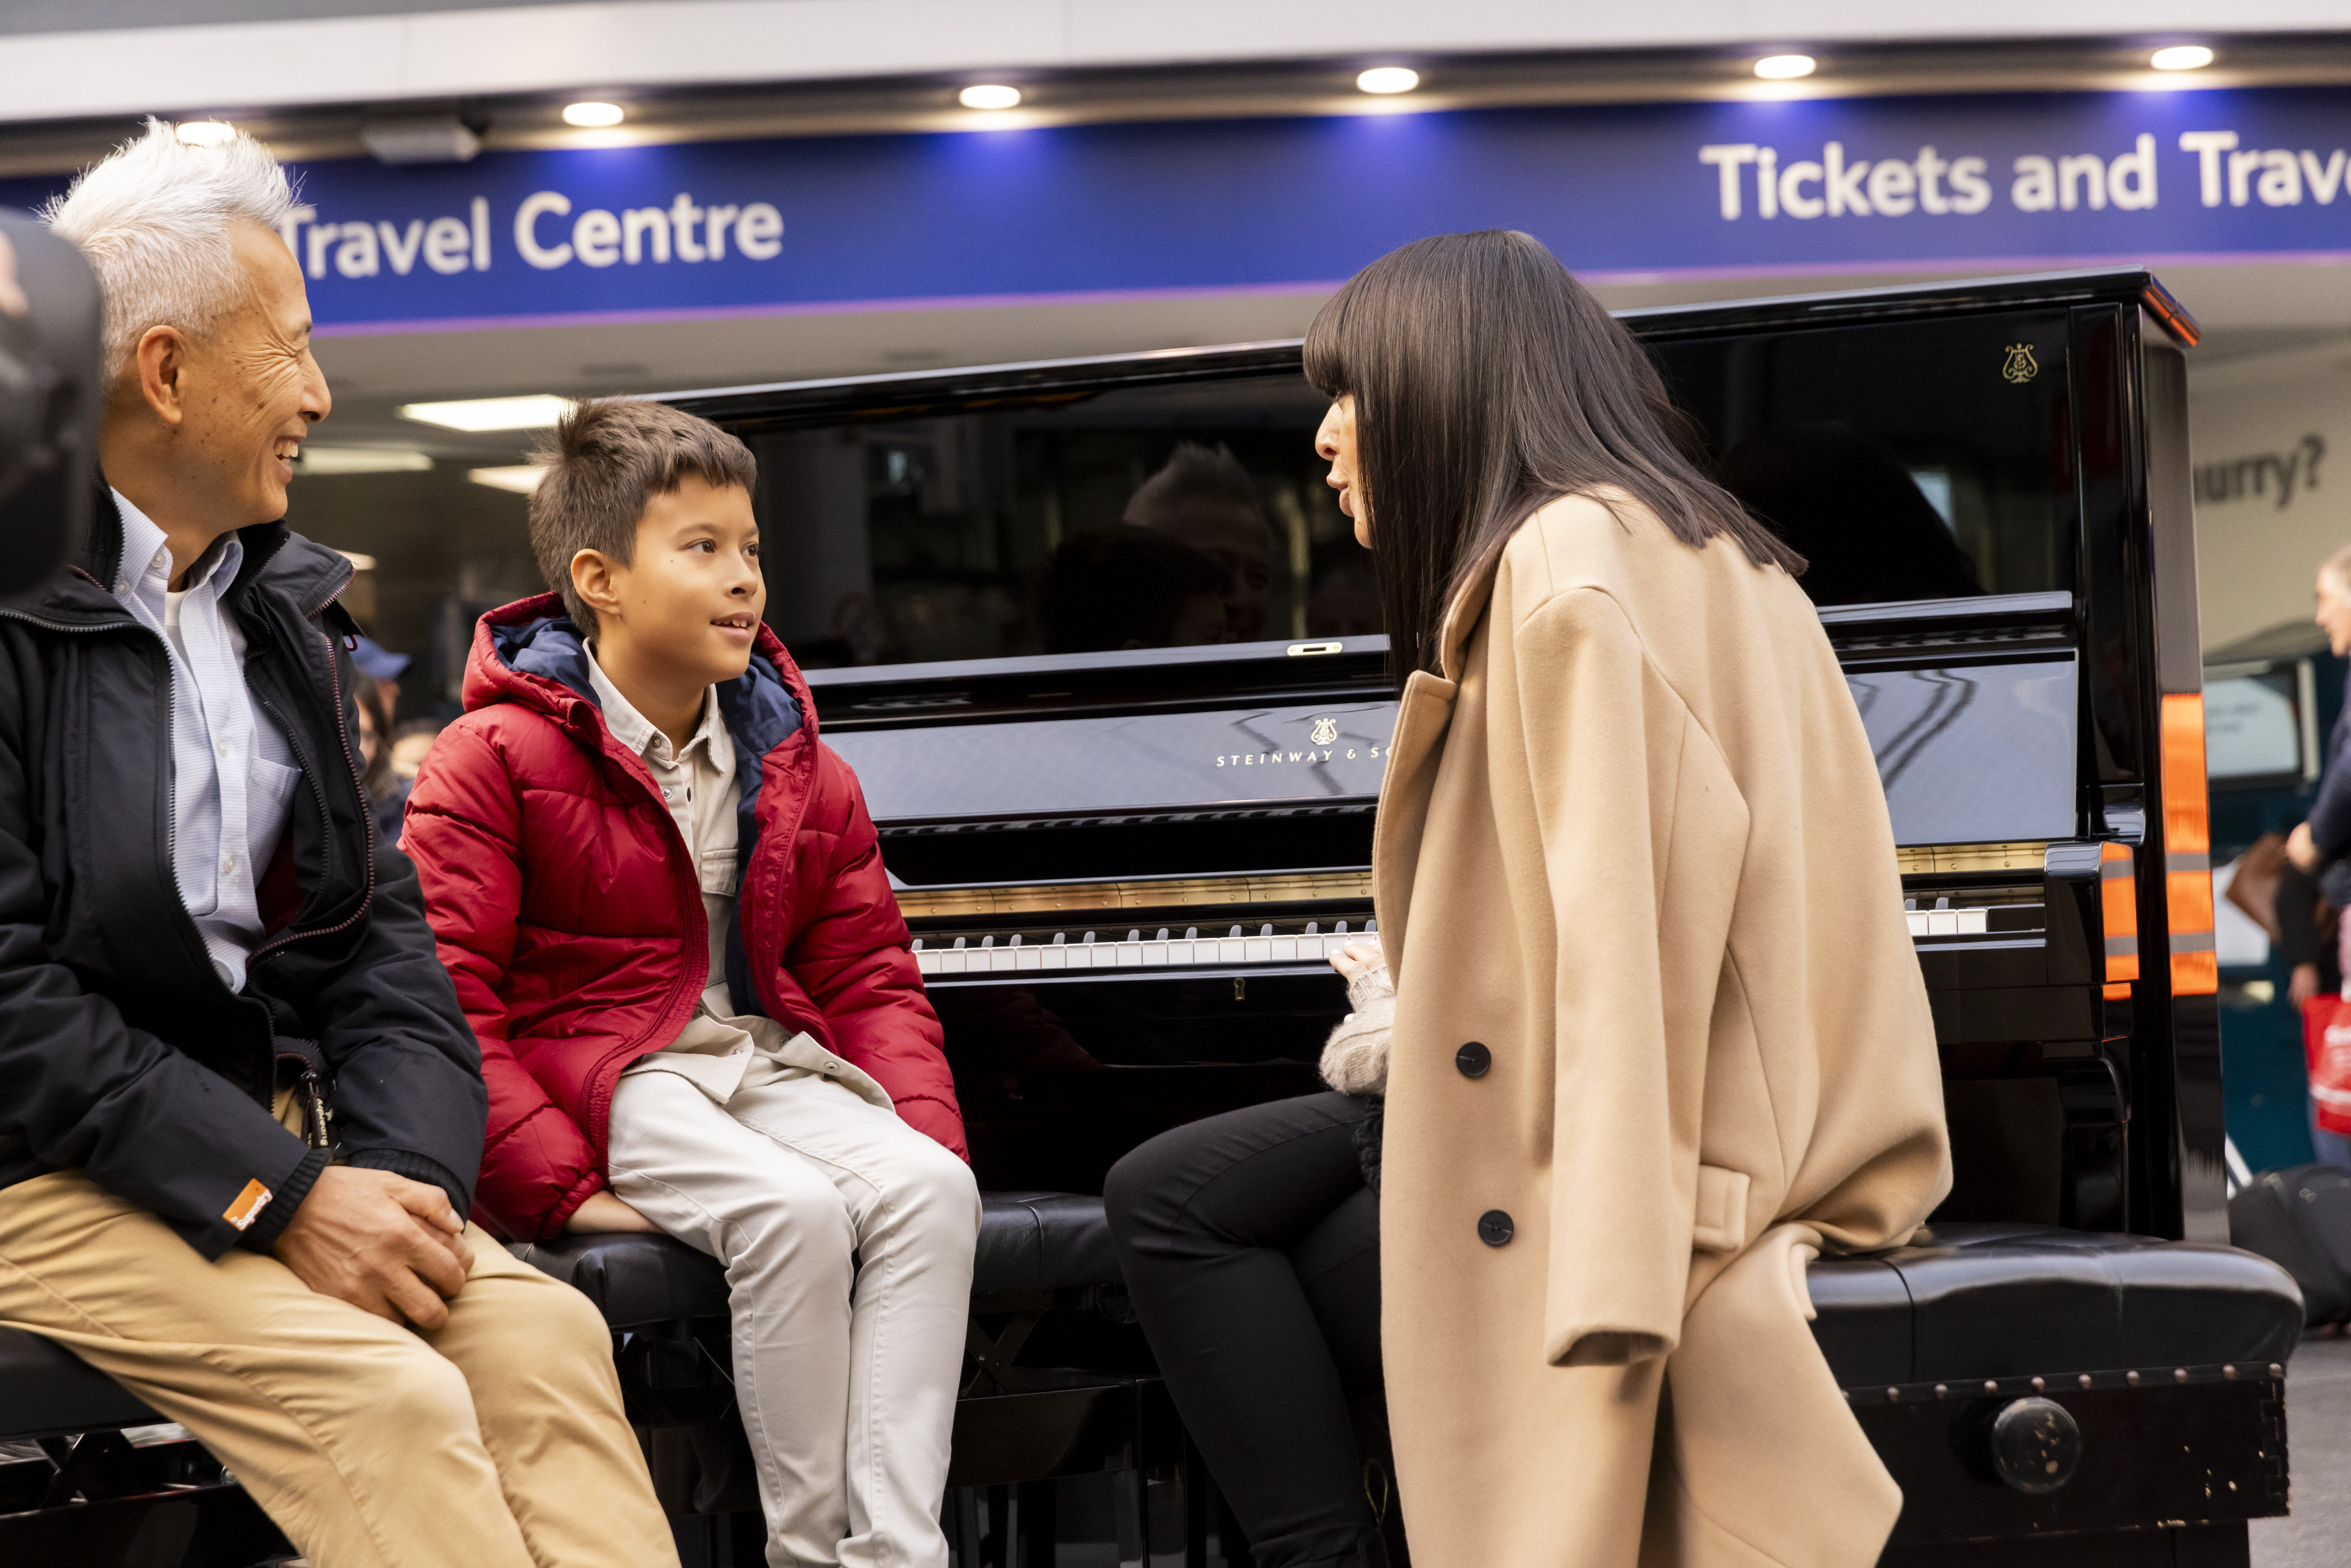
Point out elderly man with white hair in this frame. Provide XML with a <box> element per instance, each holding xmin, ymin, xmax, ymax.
<box><xmin>0</xmin><ymin>122</ymin><xmax>680</xmax><ymax>1568</ymax></box>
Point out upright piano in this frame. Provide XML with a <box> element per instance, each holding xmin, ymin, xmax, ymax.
<box><xmin>670</xmin><ymin>271</ymin><xmax>2300</xmax><ymax>1566</ymax></box>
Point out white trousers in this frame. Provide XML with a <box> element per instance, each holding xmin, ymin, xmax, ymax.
<box><xmin>607</xmin><ymin>1066</ymin><xmax>980</xmax><ymax>1568</ymax></box>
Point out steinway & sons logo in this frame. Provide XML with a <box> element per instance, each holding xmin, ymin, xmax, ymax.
<box><xmin>1215</xmin><ymin>715</ymin><xmax>1381</xmax><ymax>768</ymax></box>
<box><xmin>2002</xmin><ymin>343</ymin><xmax>2039</xmax><ymax>384</ymax></box>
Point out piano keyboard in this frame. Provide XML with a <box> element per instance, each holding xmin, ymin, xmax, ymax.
<box><xmin>912</xmin><ymin>898</ymin><xmax>1998</xmax><ymax>978</ymax></box>
<box><xmin>914</xmin><ymin>920</ymin><xmax>1377</xmax><ymax>977</ymax></box>
<box><xmin>1906</xmin><ymin>900</ymin><xmax>1989</xmax><ymax>937</ymax></box>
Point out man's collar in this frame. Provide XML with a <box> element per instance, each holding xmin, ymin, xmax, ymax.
<box><xmin>108</xmin><ymin>488</ymin><xmax>242</xmax><ymax>598</ymax></box>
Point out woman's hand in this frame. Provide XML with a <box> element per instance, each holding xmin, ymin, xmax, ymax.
<box><xmin>1321</xmin><ymin>942</ymin><xmax>1396</xmax><ymax>1096</ymax></box>
<box><xmin>2292</xmin><ymin>962</ymin><xmax>2324</xmax><ymax>1009</ymax></box>
<box><xmin>2288</xmin><ymin>821</ymin><xmax>2323</xmax><ymax>874</ymax></box>
<box><xmin>566</xmin><ymin>1190</ymin><xmax>661</xmax><ymax>1233</ymax></box>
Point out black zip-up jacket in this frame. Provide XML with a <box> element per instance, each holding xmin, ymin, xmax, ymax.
<box><xmin>0</xmin><ymin>490</ymin><xmax>485</xmax><ymax>1260</ymax></box>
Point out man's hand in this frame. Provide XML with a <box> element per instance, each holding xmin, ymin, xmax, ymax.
<box><xmin>2293</xmin><ymin>962</ymin><xmax>2324</xmax><ymax>1009</ymax></box>
<box><xmin>2289</xmin><ymin>821</ymin><xmax>2322</xmax><ymax>874</ymax></box>
<box><xmin>273</xmin><ymin>1166</ymin><xmax>474</xmax><ymax>1329</ymax></box>
<box><xmin>1330</xmin><ymin>941</ymin><xmax>1384</xmax><ymax>985</ymax></box>
<box><xmin>567</xmin><ymin>1190</ymin><xmax>660</xmax><ymax>1233</ymax></box>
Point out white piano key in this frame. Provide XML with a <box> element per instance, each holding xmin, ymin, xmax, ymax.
<box><xmin>1143</xmin><ymin>942</ymin><xmax>1168</xmax><ymax>964</ymax></box>
<box><xmin>1115</xmin><ymin>943</ymin><xmax>1143</xmax><ymax>967</ymax></box>
<box><xmin>939</xmin><ymin>950</ymin><xmax>966</xmax><ymax>974</ymax></box>
<box><xmin>1271</xmin><ymin>937</ymin><xmax>1298</xmax><ymax>961</ymax></box>
<box><xmin>1041</xmin><ymin>946</ymin><xmax>1066</xmax><ymax>970</ymax></box>
<box><xmin>989</xmin><ymin>947</ymin><xmax>1016</xmax><ymax>971</ymax></box>
<box><xmin>917</xmin><ymin>950</ymin><xmax>940</xmax><ymax>975</ymax></box>
<box><xmin>1016</xmin><ymin>946</ymin><xmax>1042</xmax><ymax>970</ymax></box>
<box><xmin>1926</xmin><ymin>910</ymin><xmax>1957</xmax><ymax>936</ymax></box>
<box><xmin>1957</xmin><ymin>909</ymin><xmax>1987</xmax><ymax>935</ymax></box>
<box><xmin>1245</xmin><ymin>938</ymin><xmax>1271</xmax><ymax>961</ymax></box>
<box><xmin>1905</xmin><ymin>912</ymin><xmax>1928</xmax><ymax>937</ymax></box>
<box><xmin>1219</xmin><ymin>939</ymin><xmax>1245</xmax><ymax>961</ymax></box>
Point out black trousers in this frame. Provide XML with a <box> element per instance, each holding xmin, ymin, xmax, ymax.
<box><xmin>1104</xmin><ymin>1092</ymin><xmax>1384</xmax><ymax>1568</ymax></box>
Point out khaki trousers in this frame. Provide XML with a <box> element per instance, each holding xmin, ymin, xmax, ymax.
<box><xmin>0</xmin><ymin>1160</ymin><xmax>679</xmax><ymax>1568</ymax></box>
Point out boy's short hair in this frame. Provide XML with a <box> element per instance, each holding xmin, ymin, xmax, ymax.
<box><xmin>528</xmin><ymin>398</ymin><xmax>757</xmax><ymax>635</ymax></box>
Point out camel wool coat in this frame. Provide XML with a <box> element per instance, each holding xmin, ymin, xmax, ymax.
<box><xmin>1374</xmin><ymin>490</ymin><xmax>1952</xmax><ymax>1568</ymax></box>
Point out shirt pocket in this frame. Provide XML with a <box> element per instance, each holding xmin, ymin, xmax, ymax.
<box><xmin>246</xmin><ymin>756</ymin><xmax>304</xmax><ymax>849</ymax></box>
<box><xmin>699</xmin><ymin>848</ymin><xmax>739</xmax><ymax>900</ymax></box>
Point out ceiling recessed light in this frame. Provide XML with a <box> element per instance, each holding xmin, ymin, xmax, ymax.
<box><xmin>561</xmin><ymin>101</ymin><xmax>625</xmax><ymax>128</ymax></box>
<box><xmin>294</xmin><ymin>447</ymin><xmax>434</xmax><ymax>475</ymax></box>
<box><xmin>1356</xmin><ymin>67</ymin><xmax>1420</xmax><ymax>95</ymax></box>
<box><xmin>2150</xmin><ymin>45</ymin><xmax>2215</xmax><ymax>71</ymax></box>
<box><xmin>469</xmin><ymin>466</ymin><xmax>548</xmax><ymax>495</ymax></box>
<box><xmin>959</xmin><ymin>85</ymin><xmax>1022</xmax><ymax>110</ymax></box>
<box><xmin>1753</xmin><ymin>55</ymin><xmax>1817</xmax><ymax>80</ymax></box>
<box><xmin>175</xmin><ymin>121</ymin><xmax>236</xmax><ymax>147</ymax></box>
<box><xmin>398</xmin><ymin>395</ymin><xmax>576</xmax><ymax>433</ymax></box>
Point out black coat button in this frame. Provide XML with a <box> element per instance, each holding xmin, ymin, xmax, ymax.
<box><xmin>1455</xmin><ymin>1041</ymin><xmax>1491</xmax><ymax>1078</ymax></box>
<box><xmin>1478</xmin><ymin>1209</ymin><xmax>1514</xmax><ymax>1246</ymax></box>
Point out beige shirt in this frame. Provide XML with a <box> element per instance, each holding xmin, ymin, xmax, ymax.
<box><xmin>586</xmin><ymin>646</ymin><xmax>890</xmax><ymax>1111</ymax></box>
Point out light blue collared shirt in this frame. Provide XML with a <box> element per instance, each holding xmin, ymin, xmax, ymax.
<box><xmin>108</xmin><ymin>490</ymin><xmax>300</xmax><ymax>992</ymax></box>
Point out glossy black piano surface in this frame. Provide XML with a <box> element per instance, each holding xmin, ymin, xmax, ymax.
<box><xmin>674</xmin><ymin>269</ymin><xmax>2214</xmax><ymax>1239</ymax></box>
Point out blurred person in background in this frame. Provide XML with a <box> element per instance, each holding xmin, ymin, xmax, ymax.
<box><xmin>352</xmin><ymin>633</ymin><xmax>407</xmax><ymax>718</ymax></box>
<box><xmin>2285</xmin><ymin>542</ymin><xmax>2351</xmax><ymax>1168</ymax></box>
<box><xmin>391</xmin><ymin>715</ymin><xmax>446</xmax><ymax>781</ymax></box>
<box><xmin>0</xmin><ymin>120</ymin><xmax>678</xmax><ymax>1568</ymax></box>
<box><xmin>353</xmin><ymin>668</ymin><xmax>408</xmax><ymax>859</ymax></box>
<box><xmin>1127</xmin><ymin>441</ymin><xmax>1278</xmax><ymax>641</ymax></box>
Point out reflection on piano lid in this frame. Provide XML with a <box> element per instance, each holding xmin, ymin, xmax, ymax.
<box><xmin>914</xmin><ymin>919</ymin><xmax>1376</xmax><ymax>977</ymax></box>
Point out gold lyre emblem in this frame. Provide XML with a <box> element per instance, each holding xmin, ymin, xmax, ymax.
<box><xmin>2002</xmin><ymin>343</ymin><xmax>2039</xmax><ymax>384</ymax></box>
<box><xmin>1309</xmin><ymin>716</ymin><xmax>1339</xmax><ymax>746</ymax></box>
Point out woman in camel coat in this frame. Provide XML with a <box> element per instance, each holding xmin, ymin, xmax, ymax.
<box><xmin>1107</xmin><ymin>230</ymin><xmax>1951</xmax><ymax>1568</ymax></box>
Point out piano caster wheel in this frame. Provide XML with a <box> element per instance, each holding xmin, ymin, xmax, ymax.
<box><xmin>1989</xmin><ymin>1396</ymin><xmax>2082</xmax><ymax>1495</ymax></box>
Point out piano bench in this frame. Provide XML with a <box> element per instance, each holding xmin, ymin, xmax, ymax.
<box><xmin>1811</xmin><ymin>1222</ymin><xmax>2301</xmax><ymax>1563</ymax></box>
<box><xmin>507</xmin><ymin>1189</ymin><xmax>1124</xmax><ymax>1324</ymax></box>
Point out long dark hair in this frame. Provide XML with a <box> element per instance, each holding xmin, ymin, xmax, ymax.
<box><xmin>1304</xmin><ymin>230</ymin><xmax>1804</xmax><ymax>685</ymax></box>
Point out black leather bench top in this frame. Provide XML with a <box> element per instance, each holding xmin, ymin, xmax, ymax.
<box><xmin>1807</xmin><ymin>1221</ymin><xmax>2304</xmax><ymax>1388</ymax></box>
<box><xmin>0</xmin><ymin>1209</ymin><xmax>2305</xmax><ymax>1441</ymax></box>
<box><xmin>510</xmin><ymin>1190</ymin><xmax>1121</xmax><ymax>1329</ymax></box>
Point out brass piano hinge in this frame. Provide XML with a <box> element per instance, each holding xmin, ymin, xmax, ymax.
<box><xmin>896</xmin><ymin>870</ymin><xmax>1373</xmax><ymax>921</ymax></box>
<box><xmin>1896</xmin><ymin>841</ymin><xmax>2049</xmax><ymax>876</ymax></box>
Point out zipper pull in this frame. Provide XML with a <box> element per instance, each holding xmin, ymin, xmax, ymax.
<box><xmin>298</xmin><ymin>1067</ymin><xmax>331</xmax><ymax>1151</ymax></box>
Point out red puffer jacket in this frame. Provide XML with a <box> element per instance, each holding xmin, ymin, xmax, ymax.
<box><xmin>404</xmin><ymin>596</ymin><xmax>963</xmax><ymax>1240</ymax></box>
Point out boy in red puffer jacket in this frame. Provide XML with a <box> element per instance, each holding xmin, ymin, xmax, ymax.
<box><xmin>404</xmin><ymin>399</ymin><xmax>978</xmax><ymax>1568</ymax></box>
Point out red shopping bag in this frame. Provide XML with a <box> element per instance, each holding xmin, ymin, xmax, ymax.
<box><xmin>2304</xmin><ymin>994</ymin><xmax>2351</xmax><ymax>1136</ymax></box>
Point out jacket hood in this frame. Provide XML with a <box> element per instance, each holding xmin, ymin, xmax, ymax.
<box><xmin>463</xmin><ymin>592</ymin><xmax>807</xmax><ymax>759</ymax></box>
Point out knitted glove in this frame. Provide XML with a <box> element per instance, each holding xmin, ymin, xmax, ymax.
<box><xmin>1319</xmin><ymin>960</ymin><xmax>1396</xmax><ymax>1096</ymax></box>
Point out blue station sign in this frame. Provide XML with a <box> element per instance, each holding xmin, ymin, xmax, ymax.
<box><xmin>4</xmin><ymin>86</ymin><xmax>2347</xmax><ymax>338</ymax></box>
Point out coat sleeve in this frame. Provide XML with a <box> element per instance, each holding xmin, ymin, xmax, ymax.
<box><xmin>302</xmin><ymin>833</ymin><xmax>488</xmax><ymax>1221</ymax></box>
<box><xmin>402</xmin><ymin>719</ymin><xmax>605</xmax><ymax>1238</ymax></box>
<box><xmin>1508</xmin><ymin>589</ymin><xmax>1747</xmax><ymax>1368</ymax></box>
<box><xmin>2308</xmin><ymin>718</ymin><xmax>2351</xmax><ymax>863</ymax></box>
<box><xmin>0</xmin><ymin>638</ymin><xmax>317</xmax><ymax>1261</ymax></box>
<box><xmin>784</xmin><ymin>749</ymin><xmax>967</xmax><ymax>1160</ymax></box>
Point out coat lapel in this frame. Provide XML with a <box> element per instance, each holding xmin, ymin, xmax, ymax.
<box><xmin>1371</xmin><ymin>546</ymin><xmax>1508</xmax><ymax>976</ymax></box>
